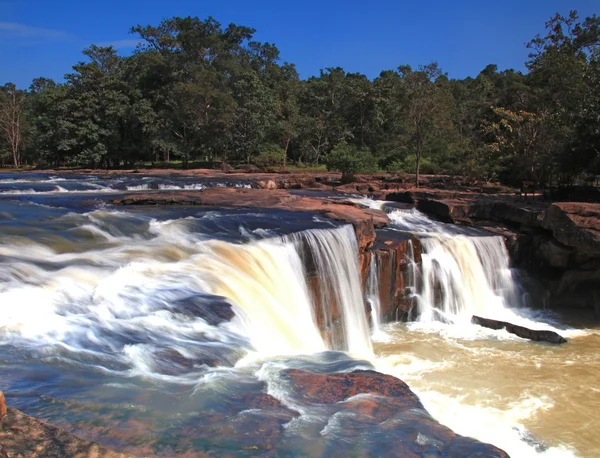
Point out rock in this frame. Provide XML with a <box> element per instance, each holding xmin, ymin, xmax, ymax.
<box><xmin>384</xmin><ymin>191</ymin><xmax>415</xmax><ymax>204</ymax></box>
<box><xmin>152</xmin><ymin>348</ymin><xmax>225</xmax><ymax>375</ymax></box>
<box><xmin>0</xmin><ymin>391</ymin><xmax>6</xmax><ymax>420</ymax></box>
<box><xmin>0</xmin><ymin>408</ymin><xmax>132</xmax><ymax>458</ymax></box>
<box><xmin>283</xmin><ymin>369</ymin><xmax>509</xmax><ymax>458</ymax></box>
<box><xmin>220</xmin><ymin>162</ymin><xmax>234</xmax><ymax>173</ymax></box>
<box><xmin>543</xmin><ymin>203</ymin><xmax>600</xmax><ymax>255</ymax></box>
<box><xmin>471</xmin><ymin>315</ymin><xmax>567</xmax><ymax>344</ymax></box>
<box><xmin>169</xmin><ymin>294</ymin><xmax>235</xmax><ymax>325</ymax></box>
<box><xmin>370</xmin><ymin>230</ymin><xmax>421</xmax><ymax>321</ymax></box>
<box><xmin>115</xmin><ymin>188</ymin><xmax>390</xmax><ymax>259</ymax></box>
<box><xmin>256</xmin><ymin>179</ymin><xmax>279</xmax><ymax>190</ymax></box>
<box><xmin>535</xmin><ymin>238</ymin><xmax>572</xmax><ymax>269</ymax></box>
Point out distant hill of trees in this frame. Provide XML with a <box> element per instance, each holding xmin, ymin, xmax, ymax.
<box><xmin>1</xmin><ymin>11</ymin><xmax>599</xmax><ymax>188</ymax></box>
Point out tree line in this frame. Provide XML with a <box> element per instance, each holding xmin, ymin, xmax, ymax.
<box><xmin>1</xmin><ymin>11</ymin><xmax>599</xmax><ymax>187</ymax></box>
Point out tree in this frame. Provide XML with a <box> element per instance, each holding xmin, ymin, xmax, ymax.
<box><xmin>399</xmin><ymin>63</ymin><xmax>454</xmax><ymax>187</ymax></box>
<box><xmin>274</xmin><ymin>63</ymin><xmax>300</xmax><ymax>167</ymax></box>
<box><xmin>0</xmin><ymin>83</ymin><xmax>26</xmax><ymax>167</ymax></box>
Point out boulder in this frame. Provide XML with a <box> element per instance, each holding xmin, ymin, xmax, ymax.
<box><xmin>543</xmin><ymin>203</ymin><xmax>600</xmax><ymax>254</ymax></box>
<box><xmin>283</xmin><ymin>369</ymin><xmax>510</xmax><ymax>458</ymax></box>
<box><xmin>471</xmin><ymin>315</ymin><xmax>567</xmax><ymax>344</ymax></box>
<box><xmin>169</xmin><ymin>294</ymin><xmax>235</xmax><ymax>325</ymax></box>
<box><xmin>256</xmin><ymin>179</ymin><xmax>279</xmax><ymax>190</ymax></box>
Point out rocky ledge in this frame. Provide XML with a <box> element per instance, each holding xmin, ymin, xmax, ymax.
<box><xmin>115</xmin><ymin>187</ymin><xmax>389</xmax><ymax>254</ymax></box>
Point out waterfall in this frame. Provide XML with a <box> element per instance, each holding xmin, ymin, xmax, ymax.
<box><xmin>366</xmin><ymin>255</ymin><xmax>381</xmax><ymax>334</ymax></box>
<box><xmin>416</xmin><ymin>235</ymin><xmax>522</xmax><ymax>323</ymax></box>
<box><xmin>193</xmin><ymin>239</ymin><xmax>328</xmax><ymax>358</ymax></box>
<box><xmin>290</xmin><ymin>225</ymin><xmax>373</xmax><ymax>357</ymax></box>
<box><xmin>387</xmin><ymin>209</ymin><xmax>523</xmax><ymax>324</ymax></box>
<box><xmin>199</xmin><ymin>225</ymin><xmax>373</xmax><ymax>358</ymax></box>
<box><xmin>0</xmin><ymin>211</ymin><xmax>372</xmax><ymax>370</ymax></box>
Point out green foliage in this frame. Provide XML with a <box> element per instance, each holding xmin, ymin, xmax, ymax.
<box><xmin>326</xmin><ymin>141</ymin><xmax>377</xmax><ymax>183</ymax></box>
<box><xmin>387</xmin><ymin>156</ymin><xmax>436</xmax><ymax>175</ymax></box>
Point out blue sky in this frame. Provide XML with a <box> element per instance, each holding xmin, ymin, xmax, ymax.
<box><xmin>1</xmin><ymin>0</ymin><xmax>598</xmax><ymax>88</ymax></box>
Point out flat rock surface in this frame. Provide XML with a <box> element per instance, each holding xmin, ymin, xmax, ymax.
<box><xmin>115</xmin><ymin>187</ymin><xmax>389</xmax><ymax>226</ymax></box>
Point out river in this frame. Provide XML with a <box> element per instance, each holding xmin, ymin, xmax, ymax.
<box><xmin>0</xmin><ymin>173</ymin><xmax>597</xmax><ymax>457</ymax></box>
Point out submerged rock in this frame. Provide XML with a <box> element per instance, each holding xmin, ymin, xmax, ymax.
<box><xmin>472</xmin><ymin>315</ymin><xmax>567</xmax><ymax>344</ymax></box>
<box><xmin>169</xmin><ymin>294</ymin><xmax>235</xmax><ymax>325</ymax></box>
<box><xmin>0</xmin><ymin>408</ymin><xmax>131</xmax><ymax>458</ymax></box>
<box><xmin>283</xmin><ymin>369</ymin><xmax>510</xmax><ymax>458</ymax></box>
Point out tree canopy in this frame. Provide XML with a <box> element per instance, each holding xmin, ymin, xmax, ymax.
<box><xmin>2</xmin><ymin>11</ymin><xmax>599</xmax><ymax>188</ymax></box>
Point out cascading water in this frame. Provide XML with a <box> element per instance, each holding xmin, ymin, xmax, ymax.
<box><xmin>417</xmin><ymin>235</ymin><xmax>522</xmax><ymax>323</ymax></box>
<box><xmin>385</xmin><ymin>208</ymin><xmax>525</xmax><ymax>324</ymax></box>
<box><xmin>0</xmin><ymin>201</ymin><xmax>372</xmax><ymax>372</ymax></box>
<box><xmin>290</xmin><ymin>225</ymin><xmax>373</xmax><ymax>357</ymax></box>
<box><xmin>365</xmin><ymin>255</ymin><xmax>382</xmax><ymax>334</ymax></box>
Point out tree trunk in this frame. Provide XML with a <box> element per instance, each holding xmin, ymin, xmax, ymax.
<box><xmin>283</xmin><ymin>137</ymin><xmax>290</xmax><ymax>169</ymax></box>
<box><xmin>12</xmin><ymin>143</ymin><xmax>18</xmax><ymax>168</ymax></box>
<box><xmin>415</xmin><ymin>153</ymin><xmax>421</xmax><ymax>188</ymax></box>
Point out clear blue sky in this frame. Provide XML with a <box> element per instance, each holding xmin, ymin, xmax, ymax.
<box><xmin>1</xmin><ymin>0</ymin><xmax>598</xmax><ymax>88</ymax></box>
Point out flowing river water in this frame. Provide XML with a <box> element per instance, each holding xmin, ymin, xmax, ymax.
<box><xmin>0</xmin><ymin>173</ymin><xmax>598</xmax><ymax>457</ymax></box>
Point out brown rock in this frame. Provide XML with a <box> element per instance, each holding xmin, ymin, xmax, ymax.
<box><xmin>0</xmin><ymin>391</ymin><xmax>6</xmax><ymax>420</ymax></box>
<box><xmin>283</xmin><ymin>369</ymin><xmax>510</xmax><ymax>458</ymax></box>
<box><xmin>256</xmin><ymin>179</ymin><xmax>279</xmax><ymax>190</ymax></box>
<box><xmin>0</xmin><ymin>408</ymin><xmax>132</xmax><ymax>458</ymax></box>
<box><xmin>115</xmin><ymin>188</ymin><xmax>389</xmax><ymax>259</ymax></box>
<box><xmin>371</xmin><ymin>230</ymin><xmax>421</xmax><ymax>321</ymax></box>
<box><xmin>543</xmin><ymin>202</ymin><xmax>600</xmax><ymax>254</ymax></box>
<box><xmin>284</xmin><ymin>369</ymin><xmax>422</xmax><ymax>405</ymax></box>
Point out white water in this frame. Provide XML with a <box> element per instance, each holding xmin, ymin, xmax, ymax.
<box><xmin>0</xmin><ymin>213</ymin><xmax>371</xmax><ymax>369</ymax></box>
<box><xmin>290</xmin><ymin>225</ymin><xmax>373</xmax><ymax>358</ymax></box>
<box><xmin>366</xmin><ymin>255</ymin><xmax>382</xmax><ymax>334</ymax></box>
<box><xmin>384</xmin><ymin>208</ymin><xmax>581</xmax><ymax>337</ymax></box>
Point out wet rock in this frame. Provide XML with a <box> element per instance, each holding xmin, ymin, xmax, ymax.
<box><xmin>283</xmin><ymin>369</ymin><xmax>510</xmax><ymax>458</ymax></box>
<box><xmin>152</xmin><ymin>348</ymin><xmax>223</xmax><ymax>375</ymax></box>
<box><xmin>471</xmin><ymin>315</ymin><xmax>567</xmax><ymax>344</ymax></box>
<box><xmin>115</xmin><ymin>188</ymin><xmax>389</xmax><ymax>261</ymax></box>
<box><xmin>0</xmin><ymin>408</ymin><xmax>131</xmax><ymax>458</ymax></box>
<box><xmin>170</xmin><ymin>294</ymin><xmax>235</xmax><ymax>325</ymax></box>
<box><xmin>384</xmin><ymin>191</ymin><xmax>415</xmax><ymax>204</ymax></box>
<box><xmin>0</xmin><ymin>391</ymin><xmax>6</xmax><ymax>420</ymax></box>
<box><xmin>370</xmin><ymin>230</ymin><xmax>421</xmax><ymax>321</ymax></box>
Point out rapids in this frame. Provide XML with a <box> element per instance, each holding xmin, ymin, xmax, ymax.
<box><xmin>0</xmin><ymin>174</ymin><xmax>597</xmax><ymax>457</ymax></box>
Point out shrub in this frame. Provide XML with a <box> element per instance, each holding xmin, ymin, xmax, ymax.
<box><xmin>386</xmin><ymin>156</ymin><xmax>436</xmax><ymax>175</ymax></box>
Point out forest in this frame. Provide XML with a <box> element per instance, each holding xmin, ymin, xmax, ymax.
<box><xmin>0</xmin><ymin>10</ymin><xmax>599</xmax><ymax>188</ymax></box>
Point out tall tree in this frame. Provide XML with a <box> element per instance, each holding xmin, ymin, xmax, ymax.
<box><xmin>399</xmin><ymin>63</ymin><xmax>453</xmax><ymax>187</ymax></box>
<box><xmin>0</xmin><ymin>83</ymin><xmax>26</xmax><ymax>167</ymax></box>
